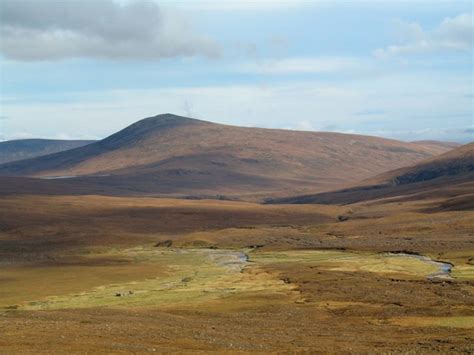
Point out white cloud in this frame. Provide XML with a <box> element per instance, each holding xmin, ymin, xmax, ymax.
<box><xmin>0</xmin><ymin>82</ymin><xmax>363</xmax><ymax>140</ymax></box>
<box><xmin>239</xmin><ymin>57</ymin><xmax>359</xmax><ymax>74</ymax></box>
<box><xmin>0</xmin><ymin>0</ymin><xmax>220</xmax><ymax>61</ymax></box>
<box><xmin>2</xmin><ymin>71</ymin><xmax>471</xmax><ymax>142</ymax></box>
<box><xmin>437</xmin><ymin>12</ymin><xmax>473</xmax><ymax>45</ymax></box>
<box><xmin>5</xmin><ymin>131</ymin><xmax>36</xmax><ymax>140</ymax></box>
<box><xmin>374</xmin><ymin>13</ymin><xmax>473</xmax><ymax>58</ymax></box>
<box><xmin>54</xmin><ymin>132</ymin><xmax>99</xmax><ymax>141</ymax></box>
<box><xmin>288</xmin><ymin>120</ymin><xmax>315</xmax><ymax>131</ymax></box>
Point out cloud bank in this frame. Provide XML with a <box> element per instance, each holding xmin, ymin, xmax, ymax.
<box><xmin>0</xmin><ymin>0</ymin><xmax>220</xmax><ymax>61</ymax></box>
<box><xmin>3</xmin><ymin>68</ymin><xmax>471</xmax><ymax>142</ymax></box>
<box><xmin>374</xmin><ymin>13</ymin><xmax>473</xmax><ymax>57</ymax></box>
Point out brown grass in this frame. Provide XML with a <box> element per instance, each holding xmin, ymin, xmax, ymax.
<box><xmin>0</xmin><ymin>193</ymin><xmax>473</xmax><ymax>352</ymax></box>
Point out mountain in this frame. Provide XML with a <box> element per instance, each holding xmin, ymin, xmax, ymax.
<box><xmin>0</xmin><ymin>114</ymin><xmax>458</xmax><ymax>200</ymax></box>
<box><xmin>270</xmin><ymin>142</ymin><xmax>474</xmax><ymax>209</ymax></box>
<box><xmin>0</xmin><ymin>139</ymin><xmax>95</xmax><ymax>164</ymax></box>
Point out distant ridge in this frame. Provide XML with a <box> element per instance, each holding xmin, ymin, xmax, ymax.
<box><xmin>0</xmin><ymin>138</ymin><xmax>95</xmax><ymax>164</ymax></box>
<box><xmin>410</xmin><ymin>140</ymin><xmax>461</xmax><ymax>155</ymax></box>
<box><xmin>0</xmin><ymin>113</ymin><xmax>459</xmax><ymax>200</ymax></box>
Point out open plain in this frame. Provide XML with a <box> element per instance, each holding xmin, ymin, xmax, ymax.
<box><xmin>0</xmin><ymin>190</ymin><xmax>473</xmax><ymax>353</ymax></box>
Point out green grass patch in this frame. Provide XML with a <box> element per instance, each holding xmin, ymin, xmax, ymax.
<box><xmin>10</xmin><ymin>247</ymin><xmax>294</xmax><ymax>311</ymax></box>
<box><xmin>250</xmin><ymin>250</ymin><xmax>441</xmax><ymax>278</ymax></box>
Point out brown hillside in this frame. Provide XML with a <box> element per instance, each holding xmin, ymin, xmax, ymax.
<box><xmin>271</xmin><ymin>142</ymin><xmax>474</xmax><ymax>208</ymax></box>
<box><xmin>379</xmin><ymin>142</ymin><xmax>474</xmax><ymax>185</ymax></box>
<box><xmin>0</xmin><ymin>114</ymin><xmax>456</xmax><ymax>199</ymax></box>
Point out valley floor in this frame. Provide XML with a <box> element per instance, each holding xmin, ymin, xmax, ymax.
<box><xmin>0</xmin><ymin>195</ymin><xmax>473</xmax><ymax>352</ymax></box>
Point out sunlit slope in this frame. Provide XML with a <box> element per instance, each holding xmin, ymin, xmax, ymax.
<box><xmin>0</xmin><ymin>114</ymin><xmax>456</xmax><ymax>198</ymax></box>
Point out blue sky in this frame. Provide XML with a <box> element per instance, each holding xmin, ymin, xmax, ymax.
<box><xmin>0</xmin><ymin>0</ymin><xmax>472</xmax><ymax>142</ymax></box>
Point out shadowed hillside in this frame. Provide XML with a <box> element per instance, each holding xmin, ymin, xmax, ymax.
<box><xmin>383</xmin><ymin>142</ymin><xmax>474</xmax><ymax>185</ymax></box>
<box><xmin>270</xmin><ymin>142</ymin><xmax>474</xmax><ymax>209</ymax></box>
<box><xmin>0</xmin><ymin>114</ymin><xmax>457</xmax><ymax>199</ymax></box>
<box><xmin>0</xmin><ymin>139</ymin><xmax>95</xmax><ymax>164</ymax></box>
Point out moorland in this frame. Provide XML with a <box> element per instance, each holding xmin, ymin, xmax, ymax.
<box><xmin>0</xmin><ymin>114</ymin><xmax>472</xmax><ymax>353</ymax></box>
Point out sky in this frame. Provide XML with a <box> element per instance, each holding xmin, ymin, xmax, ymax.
<box><xmin>0</xmin><ymin>0</ymin><xmax>472</xmax><ymax>143</ymax></box>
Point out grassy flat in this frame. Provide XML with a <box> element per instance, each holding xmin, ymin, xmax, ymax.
<box><xmin>2</xmin><ymin>247</ymin><xmax>461</xmax><ymax>312</ymax></box>
<box><xmin>451</xmin><ymin>264</ymin><xmax>474</xmax><ymax>280</ymax></box>
<box><xmin>391</xmin><ymin>316</ymin><xmax>474</xmax><ymax>329</ymax></box>
<box><xmin>2</xmin><ymin>247</ymin><xmax>295</xmax><ymax>311</ymax></box>
<box><xmin>250</xmin><ymin>250</ymin><xmax>442</xmax><ymax>278</ymax></box>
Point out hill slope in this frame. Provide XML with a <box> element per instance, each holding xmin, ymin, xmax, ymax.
<box><xmin>0</xmin><ymin>114</ymin><xmax>457</xmax><ymax>199</ymax></box>
<box><xmin>381</xmin><ymin>142</ymin><xmax>474</xmax><ymax>185</ymax></box>
<box><xmin>271</xmin><ymin>142</ymin><xmax>474</xmax><ymax>208</ymax></box>
<box><xmin>0</xmin><ymin>139</ymin><xmax>95</xmax><ymax>164</ymax></box>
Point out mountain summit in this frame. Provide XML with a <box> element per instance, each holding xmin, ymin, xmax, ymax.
<box><xmin>0</xmin><ymin>114</ymin><xmax>457</xmax><ymax>199</ymax></box>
